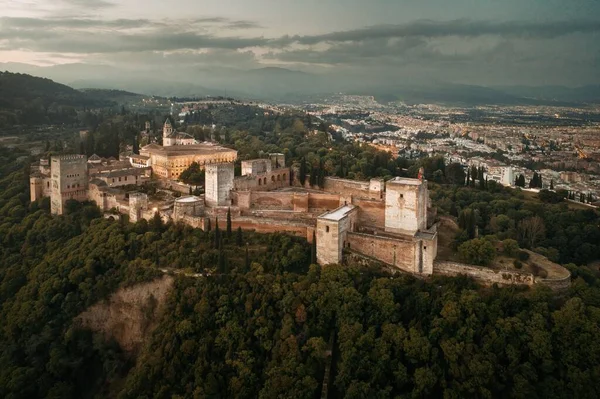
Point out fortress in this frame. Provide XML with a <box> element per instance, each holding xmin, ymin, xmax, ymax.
<box><xmin>29</xmin><ymin>124</ymin><xmax>571</xmax><ymax>288</ymax></box>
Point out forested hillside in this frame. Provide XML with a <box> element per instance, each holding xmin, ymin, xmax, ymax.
<box><xmin>1</xmin><ymin>144</ymin><xmax>600</xmax><ymax>398</ymax></box>
<box><xmin>0</xmin><ymin>72</ymin><xmax>110</xmax><ymax>127</ymax></box>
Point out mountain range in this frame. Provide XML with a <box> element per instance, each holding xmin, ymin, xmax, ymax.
<box><xmin>1</xmin><ymin>62</ymin><xmax>599</xmax><ymax>106</ymax></box>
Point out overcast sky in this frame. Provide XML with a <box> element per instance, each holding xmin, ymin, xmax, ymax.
<box><xmin>0</xmin><ymin>0</ymin><xmax>599</xmax><ymax>86</ymax></box>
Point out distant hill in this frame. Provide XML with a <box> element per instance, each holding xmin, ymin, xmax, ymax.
<box><xmin>493</xmin><ymin>85</ymin><xmax>600</xmax><ymax>104</ymax></box>
<box><xmin>0</xmin><ymin>72</ymin><xmax>111</xmax><ymax>127</ymax></box>
<box><xmin>79</xmin><ymin>88</ymin><xmax>148</xmax><ymax>104</ymax></box>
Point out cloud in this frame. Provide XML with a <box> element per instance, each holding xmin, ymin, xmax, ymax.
<box><xmin>62</xmin><ymin>0</ymin><xmax>115</xmax><ymax>9</ymax></box>
<box><xmin>284</xmin><ymin>19</ymin><xmax>600</xmax><ymax>44</ymax></box>
<box><xmin>0</xmin><ymin>15</ymin><xmax>599</xmax><ymax>86</ymax></box>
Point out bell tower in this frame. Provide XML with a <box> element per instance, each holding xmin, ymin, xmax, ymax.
<box><xmin>163</xmin><ymin>119</ymin><xmax>175</xmax><ymax>146</ymax></box>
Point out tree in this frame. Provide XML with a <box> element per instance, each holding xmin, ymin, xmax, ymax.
<box><xmin>179</xmin><ymin>162</ymin><xmax>205</xmax><ymax>186</ymax></box>
<box><xmin>214</xmin><ymin>217</ymin><xmax>220</xmax><ymax>248</ymax></box>
<box><xmin>299</xmin><ymin>157</ymin><xmax>307</xmax><ymax>185</ymax></box>
<box><xmin>226</xmin><ymin>208</ymin><xmax>232</xmax><ymax>238</ymax></box>
<box><xmin>311</xmin><ymin>231</ymin><xmax>317</xmax><ymax>264</ymax></box>
<box><xmin>446</xmin><ymin>163</ymin><xmax>465</xmax><ymax>185</ymax></box>
<box><xmin>517</xmin><ymin>216</ymin><xmax>546</xmax><ymax>249</ymax></box>
<box><xmin>516</xmin><ymin>174</ymin><xmax>526</xmax><ymax>187</ymax></box>
<box><xmin>206</xmin><ymin>218</ymin><xmax>211</xmax><ymax>232</ymax></box>
<box><xmin>458</xmin><ymin>209</ymin><xmax>477</xmax><ymax>239</ymax></box>
<box><xmin>458</xmin><ymin>238</ymin><xmax>496</xmax><ymax>266</ymax></box>
<box><xmin>550</xmin><ymin>179</ymin><xmax>554</xmax><ymax>190</ymax></box>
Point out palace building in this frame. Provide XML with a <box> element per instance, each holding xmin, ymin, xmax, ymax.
<box><xmin>132</xmin><ymin>119</ymin><xmax>238</xmax><ymax>179</ymax></box>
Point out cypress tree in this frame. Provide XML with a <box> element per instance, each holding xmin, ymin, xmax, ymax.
<box><xmin>466</xmin><ymin>169</ymin><xmax>470</xmax><ymax>186</ymax></box>
<box><xmin>311</xmin><ymin>231</ymin><xmax>317</xmax><ymax>264</ymax></box>
<box><xmin>245</xmin><ymin>246</ymin><xmax>250</xmax><ymax>271</ymax></box>
<box><xmin>218</xmin><ymin>237</ymin><xmax>226</xmax><ymax>272</ymax></box>
<box><xmin>550</xmin><ymin>179</ymin><xmax>554</xmax><ymax>190</ymax></box>
<box><xmin>299</xmin><ymin>157</ymin><xmax>307</xmax><ymax>185</ymax></box>
<box><xmin>214</xmin><ymin>217</ymin><xmax>220</xmax><ymax>248</ymax></box>
<box><xmin>206</xmin><ymin>218</ymin><xmax>211</xmax><ymax>232</ymax></box>
<box><xmin>226</xmin><ymin>208</ymin><xmax>232</xmax><ymax>238</ymax></box>
<box><xmin>309</xmin><ymin>167</ymin><xmax>317</xmax><ymax>186</ymax></box>
<box><xmin>236</xmin><ymin>227</ymin><xmax>243</xmax><ymax>247</ymax></box>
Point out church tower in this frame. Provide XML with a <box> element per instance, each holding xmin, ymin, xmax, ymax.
<box><xmin>163</xmin><ymin>119</ymin><xmax>175</xmax><ymax>146</ymax></box>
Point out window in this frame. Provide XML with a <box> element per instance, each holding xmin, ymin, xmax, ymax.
<box><xmin>424</xmin><ymin>246</ymin><xmax>427</xmax><ymax>250</ymax></box>
<box><xmin>119</xmin><ymin>177</ymin><xmax>122</xmax><ymax>182</ymax></box>
<box><xmin>400</xmin><ymin>194</ymin><xmax>404</xmax><ymax>198</ymax></box>
<box><xmin>326</xmin><ymin>226</ymin><xmax>330</xmax><ymax>233</ymax></box>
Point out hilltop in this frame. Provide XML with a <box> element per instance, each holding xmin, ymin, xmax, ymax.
<box><xmin>0</xmin><ymin>72</ymin><xmax>111</xmax><ymax>127</ymax></box>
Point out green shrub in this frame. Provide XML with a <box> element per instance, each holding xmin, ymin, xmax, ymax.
<box><xmin>458</xmin><ymin>238</ymin><xmax>496</xmax><ymax>266</ymax></box>
<box><xmin>518</xmin><ymin>250</ymin><xmax>530</xmax><ymax>261</ymax></box>
<box><xmin>513</xmin><ymin>260</ymin><xmax>523</xmax><ymax>269</ymax></box>
<box><xmin>502</xmin><ymin>239</ymin><xmax>520</xmax><ymax>257</ymax></box>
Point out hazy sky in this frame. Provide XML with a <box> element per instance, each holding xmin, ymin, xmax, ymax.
<box><xmin>1</xmin><ymin>0</ymin><xmax>599</xmax><ymax>86</ymax></box>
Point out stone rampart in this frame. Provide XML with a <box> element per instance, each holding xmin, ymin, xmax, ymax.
<box><xmin>535</xmin><ymin>274</ymin><xmax>572</xmax><ymax>292</ymax></box>
<box><xmin>346</xmin><ymin>232</ymin><xmax>417</xmax><ymax>274</ymax></box>
<box><xmin>434</xmin><ymin>261</ymin><xmax>535</xmax><ymax>286</ymax></box>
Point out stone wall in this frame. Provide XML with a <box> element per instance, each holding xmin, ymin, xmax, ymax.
<box><xmin>346</xmin><ymin>232</ymin><xmax>417</xmax><ymax>274</ymax></box>
<box><xmin>156</xmin><ymin>179</ymin><xmax>191</xmax><ymax>194</ymax></box>
<box><xmin>535</xmin><ymin>275</ymin><xmax>572</xmax><ymax>292</ymax></box>
<box><xmin>434</xmin><ymin>261</ymin><xmax>535</xmax><ymax>286</ymax></box>
<box><xmin>233</xmin><ymin>167</ymin><xmax>290</xmax><ymax>192</ymax></box>
<box><xmin>352</xmin><ymin>198</ymin><xmax>385</xmax><ymax>229</ymax></box>
<box><xmin>308</xmin><ymin>193</ymin><xmax>341</xmax><ymax>212</ymax></box>
<box><xmin>323</xmin><ymin>177</ymin><xmax>369</xmax><ymax>197</ymax></box>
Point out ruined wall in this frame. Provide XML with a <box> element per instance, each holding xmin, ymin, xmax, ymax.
<box><xmin>233</xmin><ymin>167</ymin><xmax>291</xmax><ymax>192</ymax></box>
<box><xmin>352</xmin><ymin>198</ymin><xmax>385</xmax><ymax>229</ymax></box>
<box><xmin>346</xmin><ymin>232</ymin><xmax>417</xmax><ymax>274</ymax></box>
<box><xmin>241</xmin><ymin>159</ymin><xmax>271</xmax><ymax>176</ymax></box>
<box><xmin>308</xmin><ymin>193</ymin><xmax>341</xmax><ymax>212</ymax></box>
<box><xmin>434</xmin><ymin>261</ymin><xmax>535</xmax><ymax>286</ymax></box>
<box><xmin>535</xmin><ymin>275</ymin><xmax>572</xmax><ymax>292</ymax></box>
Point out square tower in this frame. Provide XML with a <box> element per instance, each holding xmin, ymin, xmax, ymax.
<box><xmin>205</xmin><ymin>163</ymin><xmax>234</xmax><ymax>207</ymax></box>
<box><xmin>50</xmin><ymin>155</ymin><xmax>88</xmax><ymax>215</ymax></box>
<box><xmin>316</xmin><ymin>205</ymin><xmax>357</xmax><ymax>265</ymax></box>
<box><xmin>384</xmin><ymin>177</ymin><xmax>428</xmax><ymax>236</ymax></box>
<box><xmin>129</xmin><ymin>193</ymin><xmax>148</xmax><ymax>222</ymax></box>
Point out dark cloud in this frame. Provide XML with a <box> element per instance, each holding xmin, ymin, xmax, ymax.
<box><xmin>1</xmin><ymin>15</ymin><xmax>599</xmax><ymax>85</ymax></box>
<box><xmin>0</xmin><ymin>17</ymin><xmax>155</xmax><ymax>29</ymax></box>
<box><xmin>63</xmin><ymin>0</ymin><xmax>116</xmax><ymax>9</ymax></box>
<box><xmin>284</xmin><ymin>19</ymin><xmax>600</xmax><ymax>44</ymax></box>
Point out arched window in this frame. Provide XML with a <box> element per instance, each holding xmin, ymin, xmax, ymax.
<box><xmin>258</xmin><ymin>178</ymin><xmax>262</xmax><ymax>186</ymax></box>
<box><xmin>277</xmin><ymin>175</ymin><xmax>281</xmax><ymax>181</ymax></box>
<box><xmin>271</xmin><ymin>176</ymin><xmax>275</xmax><ymax>182</ymax></box>
<box><xmin>283</xmin><ymin>173</ymin><xmax>287</xmax><ymax>181</ymax></box>
<box><xmin>263</xmin><ymin>177</ymin><xmax>267</xmax><ymax>185</ymax></box>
